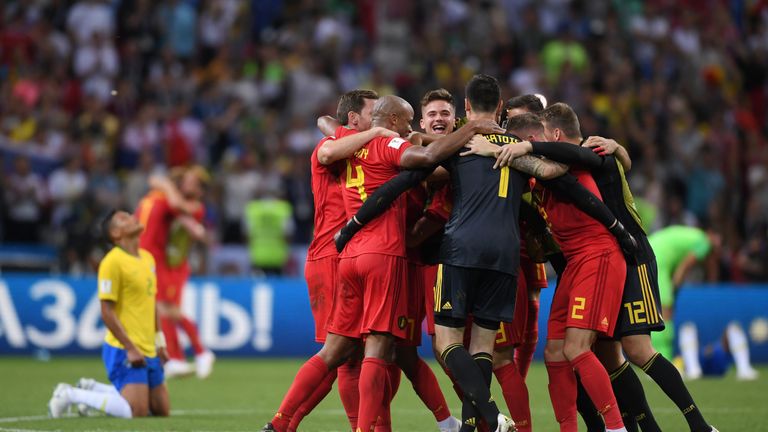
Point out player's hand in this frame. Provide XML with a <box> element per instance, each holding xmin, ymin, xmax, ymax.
<box><xmin>583</xmin><ymin>136</ymin><xmax>620</xmax><ymax>156</ymax></box>
<box><xmin>468</xmin><ymin>119</ymin><xmax>505</xmax><ymax>135</ymax></box>
<box><xmin>460</xmin><ymin>135</ymin><xmax>498</xmax><ymax>157</ymax></box>
<box><xmin>127</xmin><ymin>346</ymin><xmax>147</xmax><ymax>368</ymax></box>
<box><xmin>157</xmin><ymin>347</ymin><xmax>169</xmax><ymax>365</ymax></box>
<box><xmin>407</xmin><ymin>131</ymin><xmax>424</xmax><ymax>147</ymax></box>
<box><xmin>608</xmin><ymin>220</ymin><xmax>639</xmax><ymax>260</ymax></box>
<box><xmin>334</xmin><ymin>218</ymin><xmax>363</xmax><ymax>253</ymax></box>
<box><xmin>494</xmin><ymin>141</ymin><xmax>532</xmax><ymax>169</ymax></box>
<box><xmin>375</xmin><ymin>126</ymin><xmax>400</xmax><ymax>139</ymax></box>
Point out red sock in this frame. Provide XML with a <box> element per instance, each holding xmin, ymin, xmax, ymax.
<box><xmin>494</xmin><ymin>362</ymin><xmax>532</xmax><ymax>432</ymax></box>
<box><xmin>179</xmin><ymin>316</ymin><xmax>205</xmax><ymax>355</ymax></box>
<box><xmin>271</xmin><ymin>355</ymin><xmax>331</xmax><ymax>432</ymax></box>
<box><xmin>407</xmin><ymin>358</ymin><xmax>451</xmax><ymax>421</ymax></box>
<box><xmin>571</xmin><ymin>351</ymin><xmax>624</xmax><ymax>430</ymax></box>
<box><xmin>358</xmin><ymin>358</ymin><xmax>391</xmax><ymax>432</ymax></box>
<box><xmin>545</xmin><ymin>360</ymin><xmax>578</xmax><ymax>432</ymax></box>
<box><xmin>338</xmin><ymin>359</ymin><xmax>361</xmax><ymax>430</ymax></box>
<box><xmin>160</xmin><ymin>317</ymin><xmax>182</xmax><ymax>360</ymax></box>
<box><xmin>288</xmin><ymin>369</ymin><xmax>337</xmax><ymax>432</ymax></box>
<box><xmin>515</xmin><ymin>299</ymin><xmax>539</xmax><ymax>378</ymax></box>
<box><xmin>376</xmin><ymin>363</ymin><xmax>400</xmax><ymax>431</ymax></box>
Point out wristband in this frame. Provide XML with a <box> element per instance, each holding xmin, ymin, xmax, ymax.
<box><xmin>155</xmin><ymin>332</ymin><xmax>167</xmax><ymax>349</ymax></box>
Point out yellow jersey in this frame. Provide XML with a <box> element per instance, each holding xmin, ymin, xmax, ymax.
<box><xmin>98</xmin><ymin>247</ymin><xmax>157</xmax><ymax>357</ymax></box>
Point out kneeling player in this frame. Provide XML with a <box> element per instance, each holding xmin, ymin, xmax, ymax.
<box><xmin>48</xmin><ymin>211</ymin><xmax>170</xmax><ymax>418</ymax></box>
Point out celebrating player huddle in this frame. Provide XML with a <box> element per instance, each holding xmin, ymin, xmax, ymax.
<box><xmin>262</xmin><ymin>74</ymin><xmax>719</xmax><ymax>432</ymax></box>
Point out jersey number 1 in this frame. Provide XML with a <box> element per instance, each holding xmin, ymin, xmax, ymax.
<box><xmin>346</xmin><ymin>161</ymin><xmax>367</xmax><ymax>201</ymax></box>
<box><xmin>498</xmin><ymin>166</ymin><xmax>510</xmax><ymax>198</ymax></box>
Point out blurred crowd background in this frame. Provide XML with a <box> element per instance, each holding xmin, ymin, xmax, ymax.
<box><xmin>0</xmin><ymin>0</ymin><xmax>767</xmax><ymax>281</ymax></box>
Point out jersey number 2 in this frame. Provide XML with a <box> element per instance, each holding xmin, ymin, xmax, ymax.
<box><xmin>346</xmin><ymin>161</ymin><xmax>367</xmax><ymax>201</ymax></box>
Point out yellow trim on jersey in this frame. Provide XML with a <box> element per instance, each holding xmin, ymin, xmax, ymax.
<box><xmin>641</xmin><ymin>265</ymin><xmax>660</xmax><ymax>324</ymax></box>
<box><xmin>638</xmin><ymin>265</ymin><xmax>651</xmax><ymax>324</ymax></box>
<box><xmin>637</xmin><ymin>264</ymin><xmax>651</xmax><ymax>324</ymax></box>
<box><xmin>434</xmin><ymin>264</ymin><xmax>444</xmax><ymax>312</ymax></box>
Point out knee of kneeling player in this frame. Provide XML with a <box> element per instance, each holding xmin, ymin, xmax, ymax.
<box><xmin>130</xmin><ymin>404</ymin><xmax>150</xmax><ymax>418</ymax></box>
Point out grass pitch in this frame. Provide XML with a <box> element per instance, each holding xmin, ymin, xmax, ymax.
<box><xmin>0</xmin><ymin>357</ymin><xmax>765</xmax><ymax>431</ymax></box>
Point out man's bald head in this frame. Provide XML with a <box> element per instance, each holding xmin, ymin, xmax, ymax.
<box><xmin>372</xmin><ymin>95</ymin><xmax>414</xmax><ymax>137</ymax></box>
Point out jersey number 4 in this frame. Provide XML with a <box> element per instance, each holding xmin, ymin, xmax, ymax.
<box><xmin>346</xmin><ymin>161</ymin><xmax>367</xmax><ymax>201</ymax></box>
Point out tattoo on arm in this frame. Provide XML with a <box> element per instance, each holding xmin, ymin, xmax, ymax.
<box><xmin>510</xmin><ymin>155</ymin><xmax>547</xmax><ymax>177</ymax></box>
<box><xmin>510</xmin><ymin>155</ymin><xmax>568</xmax><ymax>179</ymax></box>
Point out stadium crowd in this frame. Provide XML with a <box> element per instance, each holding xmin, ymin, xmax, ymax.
<box><xmin>0</xmin><ymin>0</ymin><xmax>767</xmax><ymax>281</ymax></box>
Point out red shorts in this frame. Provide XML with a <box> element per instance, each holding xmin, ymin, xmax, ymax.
<box><xmin>328</xmin><ymin>254</ymin><xmax>408</xmax><ymax>340</ymax></box>
<box><xmin>155</xmin><ymin>264</ymin><xmax>189</xmax><ymax>305</ymax></box>
<box><xmin>305</xmin><ymin>256</ymin><xmax>339</xmax><ymax>343</ymax></box>
<box><xmin>547</xmin><ymin>249</ymin><xmax>626</xmax><ymax>340</ymax></box>
<box><xmin>423</xmin><ymin>264</ymin><xmax>439</xmax><ymax>336</ymax></box>
<box><xmin>399</xmin><ymin>262</ymin><xmax>428</xmax><ymax>347</ymax></box>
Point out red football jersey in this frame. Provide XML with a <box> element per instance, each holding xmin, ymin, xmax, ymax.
<box><xmin>405</xmin><ymin>185</ymin><xmax>428</xmax><ymax>263</ymax></box>
<box><xmin>136</xmin><ymin>191</ymin><xmax>204</xmax><ymax>269</ymax></box>
<box><xmin>538</xmin><ymin>168</ymin><xmax>618</xmax><ymax>257</ymax></box>
<box><xmin>340</xmin><ymin>135</ymin><xmax>413</xmax><ymax>258</ymax></box>
<box><xmin>424</xmin><ymin>184</ymin><xmax>452</xmax><ymax>224</ymax></box>
<box><xmin>307</xmin><ymin>126</ymin><xmax>358</xmax><ymax>260</ymax></box>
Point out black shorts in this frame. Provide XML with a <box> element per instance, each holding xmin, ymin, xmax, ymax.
<box><xmin>613</xmin><ymin>258</ymin><xmax>665</xmax><ymax>338</ymax></box>
<box><xmin>433</xmin><ymin>264</ymin><xmax>517</xmax><ymax>323</ymax></box>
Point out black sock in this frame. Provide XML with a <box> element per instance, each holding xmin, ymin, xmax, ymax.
<box><xmin>611</xmin><ymin>362</ymin><xmax>655</xmax><ymax>432</ymax></box>
<box><xmin>643</xmin><ymin>353</ymin><xmax>710</xmax><ymax>432</ymax></box>
<box><xmin>575</xmin><ymin>375</ymin><xmax>607</xmax><ymax>432</ymax></box>
<box><xmin>459</xmin><ymin>353</ymin><xmax>495</xmax><ymax>432</ymax></box>
<box><xmin>442</xmin><ymin>345</ymin><xmax>500</xmax><ymax>431</ymax></box>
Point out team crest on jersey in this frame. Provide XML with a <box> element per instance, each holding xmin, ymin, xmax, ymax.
<box><xmin>397</xmin><ymin>316</ymin><xmax>407</xmax><ymax>329</ymax></box>
<box><xmin>388</xmin><ymin>137</ymin><xmax>406</xmax><ymax>149</ymax></box>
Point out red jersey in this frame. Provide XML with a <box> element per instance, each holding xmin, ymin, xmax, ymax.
<box><xmin>136</xmin><ymin>191</ymin><xmax>204</xmax><ymax>270</ymax></box>
<box><xmin>307</xmin><ymin>126</ymin><xmax>358</xmax><ymax>260</ymax></box>
<box><xmin>340</xmin><ymin>135</ymin><xmax>413</xmax><ymax>258</ymax></box>
<box><xmin>537</xmin><ymin>169</ymin><xmax>617</xmax><ymax>258</ymax></box>
<box><xmin>405</xmin><ymin>185</ymin><xmax>428</xmax><ymax>263</ymax></box>
<box><xmin>424</xmin><ymin>185</ymin><xmax>452</xmax><ymax>224</ymax></box>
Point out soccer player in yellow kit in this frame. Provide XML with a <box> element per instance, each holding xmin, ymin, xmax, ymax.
<box><xmin>48</xmin><ymin>210</ymin><xmax>170</xmax><ymax>418</ymax></box>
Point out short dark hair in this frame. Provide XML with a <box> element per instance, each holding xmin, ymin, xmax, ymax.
<box><xmin>505</xmin><ymin>94</ymin><xmax>544</xmax><ymax>113</ymax></box>
<box><xmin>100</xmin><ymin>209</ymin><xmax>118</xmax><ymax>245</ymax></box>
<box><xmin>540</xmin><ymin>102</ymin><xmax>581</xmax><ymax>139</ymax></box>
<box><xmin>506</xmin><ymin>113</ymin><xmax>544</xmax><ymax>136</ymax></box>
<box><xmin>465</xmin><ymin>74</ymin><xmax>501</xmax><ymax>114</ymax></box>
<box><xmin>420</xmin><ymin>88</ymin><xmax>454</xmax><ymax>108</ymax></box>
<box><xmin>336</xmin><ymin>89</ymin><xmax>379</xmax><ymax>125</ymax></box>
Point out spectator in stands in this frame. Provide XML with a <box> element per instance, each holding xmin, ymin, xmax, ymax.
<box><xmin>221</xmin><ymin>150</ymin><xmax>261</xmax><ymax>244</ymax></box>
<box><xmin>3</xmin><ymin>156</ymin><xmax>47</xmax><ymax>243</ymax></box>
<box><xmin>48</xmin><ymin>155</ymin><xmax>87</xmax><ymax>229</ymax></box>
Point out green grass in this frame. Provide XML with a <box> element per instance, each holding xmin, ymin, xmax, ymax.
<box><xmin>0</xmin><ymin>357</ymin><xmax>765</xmax><ymax>431</ymax></box>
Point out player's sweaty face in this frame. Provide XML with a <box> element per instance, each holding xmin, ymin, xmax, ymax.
<box><xmin>357</xmin><ymin>98</ymin><xmax>377</xmax><ymax>131</ymax></box>
<box><xmin>420</xmin><ymin>100</ymin><xmax>456</xmax><ymax>135</ymax></box>
<box><xmin>114</xmin><ymin>211</ymin><xmax>143</xmax><ymax>237</ymax></box>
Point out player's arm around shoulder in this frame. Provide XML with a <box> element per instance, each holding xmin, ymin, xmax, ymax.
<box><xmin>583</xmin><ymin>136</ymin><xmax>631</xmax><ymax>171</ymax></box>
<box><xmin>317</xmin><ymin>127</ymin><xmax>399</xmax><ymax>165</ymax></box>
<box><xmin>508</xmin><ymin>154</ymin><xmax>568</xmax><ymax>180</ymax></box>
<box><xmin>400</xmin><ymin>120</ymin><xmax>504</xmax><ymax>168</ymax></box>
